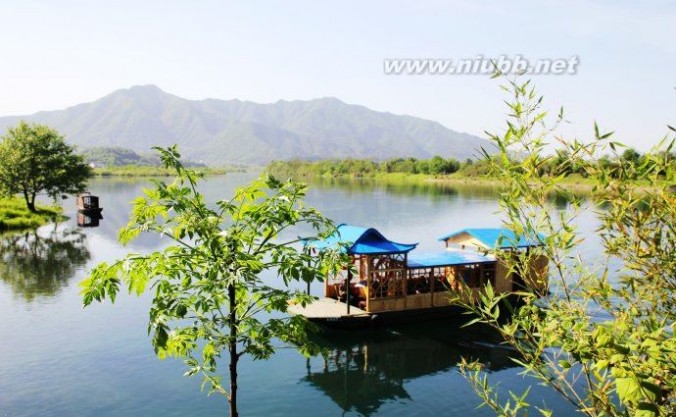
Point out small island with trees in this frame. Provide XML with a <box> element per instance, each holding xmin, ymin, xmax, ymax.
<box><xmin>0</xmin><ymin>122</ymin><xmax>92</xmax><ymax>231</ymax></box>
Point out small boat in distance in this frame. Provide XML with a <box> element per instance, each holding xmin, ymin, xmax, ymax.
<box><xmin>76</xmin><ymin>193</ymin><xmax>103</xmax><ymax>214</ymax></box>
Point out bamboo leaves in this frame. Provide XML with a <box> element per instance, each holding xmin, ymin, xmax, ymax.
<box><xmin>457</xmin><ymin>77</ymin><xmax>676</xmax><ymax>417</ymax></box>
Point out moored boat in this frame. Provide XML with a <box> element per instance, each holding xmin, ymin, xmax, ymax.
<box><xmin>289</xmin><ymin>224</ymin><xmax>548</xmax><ymax>329</ymax></box>
<box><xmin>76</xmin><ymin>193</ymin><xmax>103</xmax><ymax>214</ymax></box>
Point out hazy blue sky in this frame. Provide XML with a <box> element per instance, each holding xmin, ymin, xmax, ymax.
<box><xmin>1</xmin><ymin>0</ymin><xmax>673</xmax><ymax>150</ymax></box>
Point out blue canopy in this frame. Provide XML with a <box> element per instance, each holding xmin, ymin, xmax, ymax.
<box><xmin>306</xmin><ymin>224</ymin><xmax>418</xmax><ymax>255</ymax></box>
<box><xmin>407</xmin><ymin>250</ymin><xmax>495</xmax><ymax>268</ymax></box>
<box><xmin>438</xmin><ymin>228</ymin><xmax>544</xmax><ymax>249</ymax></box>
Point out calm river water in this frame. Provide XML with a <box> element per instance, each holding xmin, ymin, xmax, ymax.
<box><xmin>0</xmin><ymin>174</ymin><xmax>587</xmax><ymax>416</ymax></box>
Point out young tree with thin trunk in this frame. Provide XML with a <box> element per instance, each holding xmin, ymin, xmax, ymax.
<box><xmin>80</xmin><ymin>146</ymin><xmax>344</xmax><ymax>417</ymax></box>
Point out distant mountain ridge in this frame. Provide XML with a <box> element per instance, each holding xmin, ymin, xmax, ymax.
<box><xmin>0</xmin><ymin>85</ymin><xmax>493</xmax><ymax>165</ymax></box>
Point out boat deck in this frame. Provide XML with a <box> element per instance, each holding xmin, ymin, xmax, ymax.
<box><xmin>289</xmin><ymin>297</ymin><xmax>370</xmax><ymax>319</ymax></box>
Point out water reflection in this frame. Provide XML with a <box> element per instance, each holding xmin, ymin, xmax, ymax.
<box><xmin>77</xmin><ymin>212</ymin><xmax>103</xmax><ymax>228</ymax></box>
<box><xmin>308</xmin><ymin>177</ymin><xmax>584</xmax><ymax>209</ymax></box>
<box><xmin>0</xmin><ymin>226</ymin><xmax>90</xmax><ymax>301</ymax></box>
<box><xmin>303</xmin><ymin>321</ymin><xmax>517</xmax><ymax>416</ymax></box>
<box><xmin>309</xmin><ymin>177</ymin><xmax>497</xmax><ymax>200</ymax></box>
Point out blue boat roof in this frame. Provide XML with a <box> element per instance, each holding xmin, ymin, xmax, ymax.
<box><xmin>306</xmin><ymin>224</ymin><xmax>418</xmax><ymax>255</ymax></box>
<box><xmin>438</xmin><ymin>228</ymin><xmax>544</xmax><ymax>249</ymax></box>
<box><xmin>407</xmin><ymin>250</ymin><xmax>496</xmax><ymax>268</ymax></box>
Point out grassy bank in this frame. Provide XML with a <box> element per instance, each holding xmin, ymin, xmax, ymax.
<box><xmin>267</xmin><ymin>155</ymin><xmax>676</xmax><ymax>194</ymax></box>
<box><xmin>267</xmin><ymin>165</ymin><xmax>668</xmax><ymax>194</ymax></box>
<box><xmin>93</xmin><ymin>165</ymin><xmax>233</xmax><ymax>177</ymax></box>
<box><xmin>0</xmin><ymin>198</ymin><xmax>63</xmax><ymax>231</ymax></box>
<box><xmin>380</xmin><ymin>172</ymin><xmax>663</xmax><ymax>192</ymax></box>
<box><xmin>269</xmin><ymin>165</ymin><xmax>526</xmax><ymax>188</ymax></box>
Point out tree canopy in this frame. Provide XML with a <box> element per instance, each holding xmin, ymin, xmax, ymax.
<box><xmin>80</xmin><ymin>146</ymin><xmax>345</xmax><ymax>417</ymax></box>
<box><xmin>0</xmin><ymin>121</ymin><xmax>92</xmax><ymax>212</ymax></box>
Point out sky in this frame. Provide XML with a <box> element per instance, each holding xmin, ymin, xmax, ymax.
<box><xmin>1</xmin><ymin>0</ymin><xmax>674</xmax><ymax>151</ymax></box>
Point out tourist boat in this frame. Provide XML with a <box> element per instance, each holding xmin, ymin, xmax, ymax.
<box><xmin>76</xmin><ymin>193</ymin><xmax>103</xmax><ymax>214</ymax></box>
<box><xmin>289</xmin><ymin>224</ymin><xmax>549</xmax><ymax>329</ymax></box>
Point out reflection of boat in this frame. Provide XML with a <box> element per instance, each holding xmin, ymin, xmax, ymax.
<box><xmin>76</xmin><ymin>193</ymin><xmax>103</xmax><ymax>214</ymax></box>
<box><xmin>290</xmin><ymin>224</ymin><xmax>548</xmax><ymax>329</ymax></box>
<box><xmin>302</xmin><ymin>321</ymin><xmax>518</xmax><ymax>416</ymax></box>
<box><xmin>77</xmin><ymin>211</ymin><xmax>103</xmax><ymax>228</ymax></box>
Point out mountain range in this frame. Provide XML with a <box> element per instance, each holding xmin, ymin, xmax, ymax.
<box><xmin>0</xmin><ymin>85</ymin><xmax>492</xmax><ymax>165</ymax></box>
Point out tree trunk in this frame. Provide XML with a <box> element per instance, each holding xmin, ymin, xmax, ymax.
<box><xmin>228</xmin><ymin>283</ymin><xmax>239</xmax><ymax>417</ymax></box>
<box><xmin>24</xmin><ymin>190</ymin><xmax>36</xmax><ymax>212</ymax></box>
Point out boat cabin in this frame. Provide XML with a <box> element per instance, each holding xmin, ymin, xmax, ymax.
<box><xmin>439</xmin><ymin>228</ymin><xmax>549</xmax><ymax>294</ymax></box>
<box><xmin>77</xmin><ymin>193</ymin><xmax>103</xmax><ymax>214</ymax></box>
<box><xmin>291</xmin><ymin>224</ymin><xmax>548</xmax><ymax>327</ymax></box>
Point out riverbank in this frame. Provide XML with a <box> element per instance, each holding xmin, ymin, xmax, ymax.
<box><xmin>0</xmin><ymin>198</ymin><xmax>63</xmax><ymax>231</ymax></box>
<box><xmin>267</xmin><ymin>168</ymin><xmax>668</xmax><ymax>194</ymax></box>
<box><xmin>268</xmin><ymin>169</ymin><xmax>598</xmax><ymax>192</ymax></box>
<box><xmin>92</xmin><ymin>165</ymin><xmax>235</xmax><ymax>177</ymax></box>
<box><xmin>267</xmin><ymin>156</ymin><xmax>676</xmax><ymax>194</ymax></box>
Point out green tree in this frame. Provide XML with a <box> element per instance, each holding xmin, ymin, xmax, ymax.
<box><xmin>80</xmin><ymin>146</ymin><xmax>344</xmax><ymax>417</ymax></box>
<box><xmin>446</xmin><ymin>157</ymin><xmax>461</xmax><ymax>174</ymax></box>
<box><xmin>621</xmin><ymin>147</ymin><xmax>642</xmax><ymax>165</ymax></box>
<box><xmin>0</xmin><ymin>121</ymin><xmax>92</xmax><ymax>212</ymax></box>
<box><xmin>458</xmin><ymin>78</ymin><xmax>675</xmax><ymax>416</ymax></box>
<box><xmin>618</xmin><ymin>148</ymin><xmax>646</xmax><ymax>180</ymax></box>
<box><xmin>415</xmin><ymin>159</ymin><xmax>430</xmax><ymax>174</ymax></box>
<box><xmin>427</xmin><ymin>155</ymin><xmax>446</xmax><ymax>174</ymax></box>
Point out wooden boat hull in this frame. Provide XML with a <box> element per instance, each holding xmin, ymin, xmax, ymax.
<box><xmin>310</xmin><ymin>314</ymin><xmax>382</xmax><ymax>330</ymax></box>
<box><xmin>291</xmin><ymin>298</ymin><xmax>469</xmax><ymax>330</ymax></box>
<box><xmin>77</xmin><ymin>207</ymin><xmax>103</xmax><ymax>214</ymax></box>
<box><xmin>294</xmin><ymin>295</ymin><xmax>528</xmax><ymax>330</ymax></box>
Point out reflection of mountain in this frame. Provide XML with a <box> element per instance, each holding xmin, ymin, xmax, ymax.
<box><xmin>0</xmin><ymin>227</ymin><xmax>90</xmax><ymax>301</ymax></box>
<box><xmin>303</xmin><ymin>321</ymin><xmax>517</xmax><ymax>416</ymax></box>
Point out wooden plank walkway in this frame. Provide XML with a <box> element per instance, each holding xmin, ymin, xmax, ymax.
<box><xmin>288</xmin><ymin>297</ymin><xmax>370</xmax><ymax>318</ymax></box>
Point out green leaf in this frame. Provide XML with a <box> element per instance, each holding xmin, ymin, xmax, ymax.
<box><xmin>558</xmin><ymin>360</ymin><xmax>572</xmax><ymax>369</ymax></box>
<box><xmin>595</xmin><ymin>359</ymin><xmax>609</xmax><ymax>370</ymax></box>
<box><xmin>635</xmin><ymin>402</ymin><xmax>659</xmax><ymax>417</ymax></box>
<box><xmin>616</xmin><ymin>377</ymin><xmax>642</xmax><ymax>404</ymax></box>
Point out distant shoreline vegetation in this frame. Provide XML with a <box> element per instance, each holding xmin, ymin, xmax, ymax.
<box><xmin>267</xmin><ymin>149</ymin><xmax>676</xmax><ymax>190</ymax></box>
<box><xmin>83</xmin><ymin>146</ymin><xmax>242</xmax><ymax>177</ymax></box>
<box><xmin>268</xmin><ymin>155</ymin><xmax>479</xmax><ymax>178</ymax></box>
<box><xmin>92</xmin><ymin>165</ymin><xmax>233</xmax><ymax>177</ymax></box>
